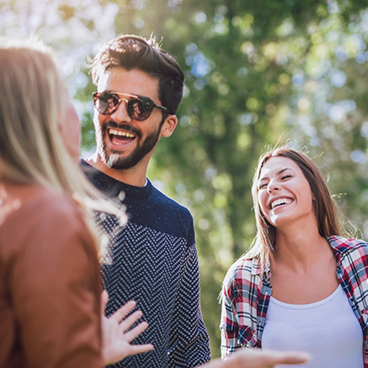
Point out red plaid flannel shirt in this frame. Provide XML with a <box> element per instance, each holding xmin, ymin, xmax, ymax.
<box><xmin>220</xmin><ymin>236</ymin><xmax>368</xmax><ymax>367</ymax></box>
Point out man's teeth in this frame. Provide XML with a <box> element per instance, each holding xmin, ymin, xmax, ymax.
<box><xmin>109</xmin><ymin>129</ymin><xmax>135</xmax><ymax>138</ymax></box>
<box><xmin>271</xmin><ymin>198</ymin><xmax>292</xmax><ymax>209</ymax></box>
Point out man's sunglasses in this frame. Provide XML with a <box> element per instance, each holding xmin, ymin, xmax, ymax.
<box><xmin>92</xmin><ymin>91</ymin><xmax>172</xmax><ymax>121</ymax></box>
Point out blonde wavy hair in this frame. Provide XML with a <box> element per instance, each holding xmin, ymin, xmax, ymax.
<box><xmin>0</xmin><ymin>39</ymin><xmax>125</xmax><ymax>252</ymax></box>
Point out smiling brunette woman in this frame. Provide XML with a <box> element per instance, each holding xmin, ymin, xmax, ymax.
<box><xmin>220</xmin><ymin>147</ymin><xmax>368</xmax><ymax>368</ymax></box>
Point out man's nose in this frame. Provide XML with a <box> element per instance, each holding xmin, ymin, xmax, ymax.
<box><xmin>111</xmin><ymin>99</ymin><xmax>132</xmax><ymax>122</ymax></box>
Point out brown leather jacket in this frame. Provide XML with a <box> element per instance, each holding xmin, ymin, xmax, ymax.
<box><xmin>0</xmin><ymin>183</ymin><xmax>103</xmax><ymax>368</ymax></box>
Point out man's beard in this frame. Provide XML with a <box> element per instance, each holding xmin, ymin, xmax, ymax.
<box><xmin>98</xmin><ymin>120</ymin><xmax>163</xmax><ymax>170</ymax></box>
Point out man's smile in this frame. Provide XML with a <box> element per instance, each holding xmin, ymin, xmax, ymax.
<box><xmin>107</xmin><ymin>127</ymin><xmax>136</xmax><ymax>147</ymax></box>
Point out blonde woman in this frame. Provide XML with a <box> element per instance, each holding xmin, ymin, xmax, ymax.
<box><xmin>221</xmin><ymin>147</ymin><xmax>368</xmax><ymax>367</ymax></box>
<box><xmin>0</xmin><ymin>41</ymin><xmax>153</xmax><ymax>367</ymax></box>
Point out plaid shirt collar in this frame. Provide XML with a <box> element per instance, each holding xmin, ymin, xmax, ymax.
<box><xmin>328</xmin><ymin>235</ymin><xmax>361</xmax><ymax>262</ymax></box>
<box><xmin>250</xmin><ymin>235</ymin><xmax>358</xmax><ymax>277</ymax></box>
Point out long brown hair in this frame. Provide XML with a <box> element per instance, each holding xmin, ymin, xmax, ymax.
<box><xmin>246</xmin><ymin>147</ymin><xmax>340</xmax><ymax>267</ymax></box>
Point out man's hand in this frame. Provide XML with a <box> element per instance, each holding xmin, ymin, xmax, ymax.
<box><xmin>101</xmin><ymin>290</ymin><xmax>154</xmax><ymax>365</ymax></box>
<box><xmin>203</xmin><ymin>349</ymin><xmax>310</xmax><ymax>368</ymax></box>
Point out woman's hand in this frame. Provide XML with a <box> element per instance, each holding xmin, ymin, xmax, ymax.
<box><xmin>101</xmin><ymin>290</ymin><xmax>154</xmax><ymax>365</ymax></box>
<box><xmin>204</xmin><ymin>349</ymin><xmax>310</xmax><ymax>368</ymax></box>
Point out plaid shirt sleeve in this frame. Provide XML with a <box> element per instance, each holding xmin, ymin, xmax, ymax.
<box><xmin>220</xmin><ymin>259</ymin><xmax>262</xmax><ymax>359</ymax></box>
<box><xmin>328</xmin><ymin>236</ymin><xmax>368</xmax><ymax>368</ymax></box>
<box><xmin>220</xmin><ymin>270</ymin><xmax>242</xmax><ymax>359</ymax></box>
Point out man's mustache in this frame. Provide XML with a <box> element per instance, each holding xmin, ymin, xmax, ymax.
<box><xmin>102</xmin><ymin>120</ymin><xmax>142</xmax><ymax>139</ymax></box>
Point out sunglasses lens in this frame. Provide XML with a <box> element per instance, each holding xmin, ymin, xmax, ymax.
<box><xmin>127</xmin><ymin>99</ymin><xmax>152</xmax><ymax>121</ymax></box>
<box><xmin>95</xmin><ymin>92</ymin><xmax>119</xmax><ymax>114</ymax></box>
<box><xmin>94</xmin><ymin>92</ymin><xmax>156</xmax><ymax>120</ymax></box>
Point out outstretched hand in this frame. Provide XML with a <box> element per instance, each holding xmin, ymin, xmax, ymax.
<box><xmin>203</xmin><ymin>349</ymin><xmax>310</xmax><ymax>368</ymax></box>
<box><xmin>101</xmin><ymin>290</ymin><xmax>154</xmax><ymax>365</ymax></box>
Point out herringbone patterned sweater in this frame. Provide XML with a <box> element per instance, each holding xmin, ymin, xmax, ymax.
<box><xmin>81</xmin><ymin>160</ymin><xmax>210</xmax><ymax>368</ymax></box>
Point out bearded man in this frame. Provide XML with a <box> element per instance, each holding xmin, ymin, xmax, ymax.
<box><xmin>81</xmin><ymin>35</ymin><xmax>211</xmax><ymax>368</ymax></box>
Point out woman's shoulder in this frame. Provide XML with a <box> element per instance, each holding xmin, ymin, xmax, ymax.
<box><xmin>222</xmin><ymin>256</ymin><xmax>263</xmax><ymax>292</ymax></box>
<box><xmin>0</xmin><ymin>183</ymin><xmax>96</xmax><ymax>264</ymax></box>
<box><xmin>328</xmin><ymin>235</ymin><xmax>368</xmax><ymax>264</ymax></box>
<box><xmin>0</xmin><ymin>183</ymin><xmax>80</xmax><ymax>225</ymax></box>
<box><xmin>229</xmin><ymin>256</ymin><xmax>259</xmax><ymax>273</ymax></box>
<box><xmin>328</xmin><ymin>235</ymin><xmax>368</xmax><ymax>252</ymax></box>
<box><xmin>0</xmin><ymin>183</ymin><xmax>88</xmax><ymax>247</ymax></box>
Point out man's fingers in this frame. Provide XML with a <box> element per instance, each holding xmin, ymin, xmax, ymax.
<box><xmin>101</xmin><ymin>290</ymin><xmax>109</xmax><ymax>315</ymax></box>
<box><xmin>110</xmin><ymin>300</ymin><xmax>137</xmax><ymax>322</ymax></box>
<box><xmin>119</xmin><ymin>310</ymin><xmax>143</xmax><ymax>332</ymax></box>
<box><xmin>124</xmin><ymin>321</ymin><xmax>149</xmax><ymax>342</ymax></box>
<box><xmin>129</xmin><ymin>343</ymin><xmax>154</xmax><ymax>356</ymax></box>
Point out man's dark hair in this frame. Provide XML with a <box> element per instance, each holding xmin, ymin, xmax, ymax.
<box><xmin>90</xmin><ymin>35</ymin><xmax>184</xmax><ymax>114</ymax></box>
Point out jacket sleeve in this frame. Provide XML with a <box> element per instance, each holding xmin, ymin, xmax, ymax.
<box><xmin>168</xmin><ymin>222</ymin><xmax>211</xmax><ymax>367</ymax></box>
<box><xmin>6</xmin><ymin>196</ymin><xmax>103</xmax><ymax>368</ymax></box>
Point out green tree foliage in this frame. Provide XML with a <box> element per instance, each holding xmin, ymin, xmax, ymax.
<box><xmin>2</xmin><ymin>0</ymin><xmax>368</xmax><ymax>358</ymax></box>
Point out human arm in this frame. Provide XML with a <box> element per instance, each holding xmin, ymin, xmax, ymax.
<box><xmin>220</xmin><ymin>287</ymin><xmax>243</xmax><ymax>358</ymax></box>
<box><xmin>202</xmin><ymin>349</ymin><xmax>310</xmax><ymax>368</ymax></box>
<box><xmin>101</xmin><ymin>290</ymin><xmax>154</xmax><ymax>365</ymax></box>
<box><xmin>220</xmin><ymin>267</ymin><xmax>244</xmax><ymax>358</ymax></box>
<box><xmin>220</xmin><ymin>261</ymin><xmax>261</xmax><ymax>358</ymax></box>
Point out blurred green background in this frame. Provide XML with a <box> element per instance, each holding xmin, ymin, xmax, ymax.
<box><xmin>2</xmin><ymin>0</ymin><xmax>368</xmax><ymax>358</ymax></box>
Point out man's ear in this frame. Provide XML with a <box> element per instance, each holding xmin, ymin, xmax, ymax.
<box><xmin>161</xmin><ymin>115</ymin><xmax>178</xmax><ymax>138</ymax></box>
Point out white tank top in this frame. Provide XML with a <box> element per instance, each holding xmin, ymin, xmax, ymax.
<box><xmin>262</xmin><ymin>285</ymin><xmax>363</xmax><ymax>368</ymax></box>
